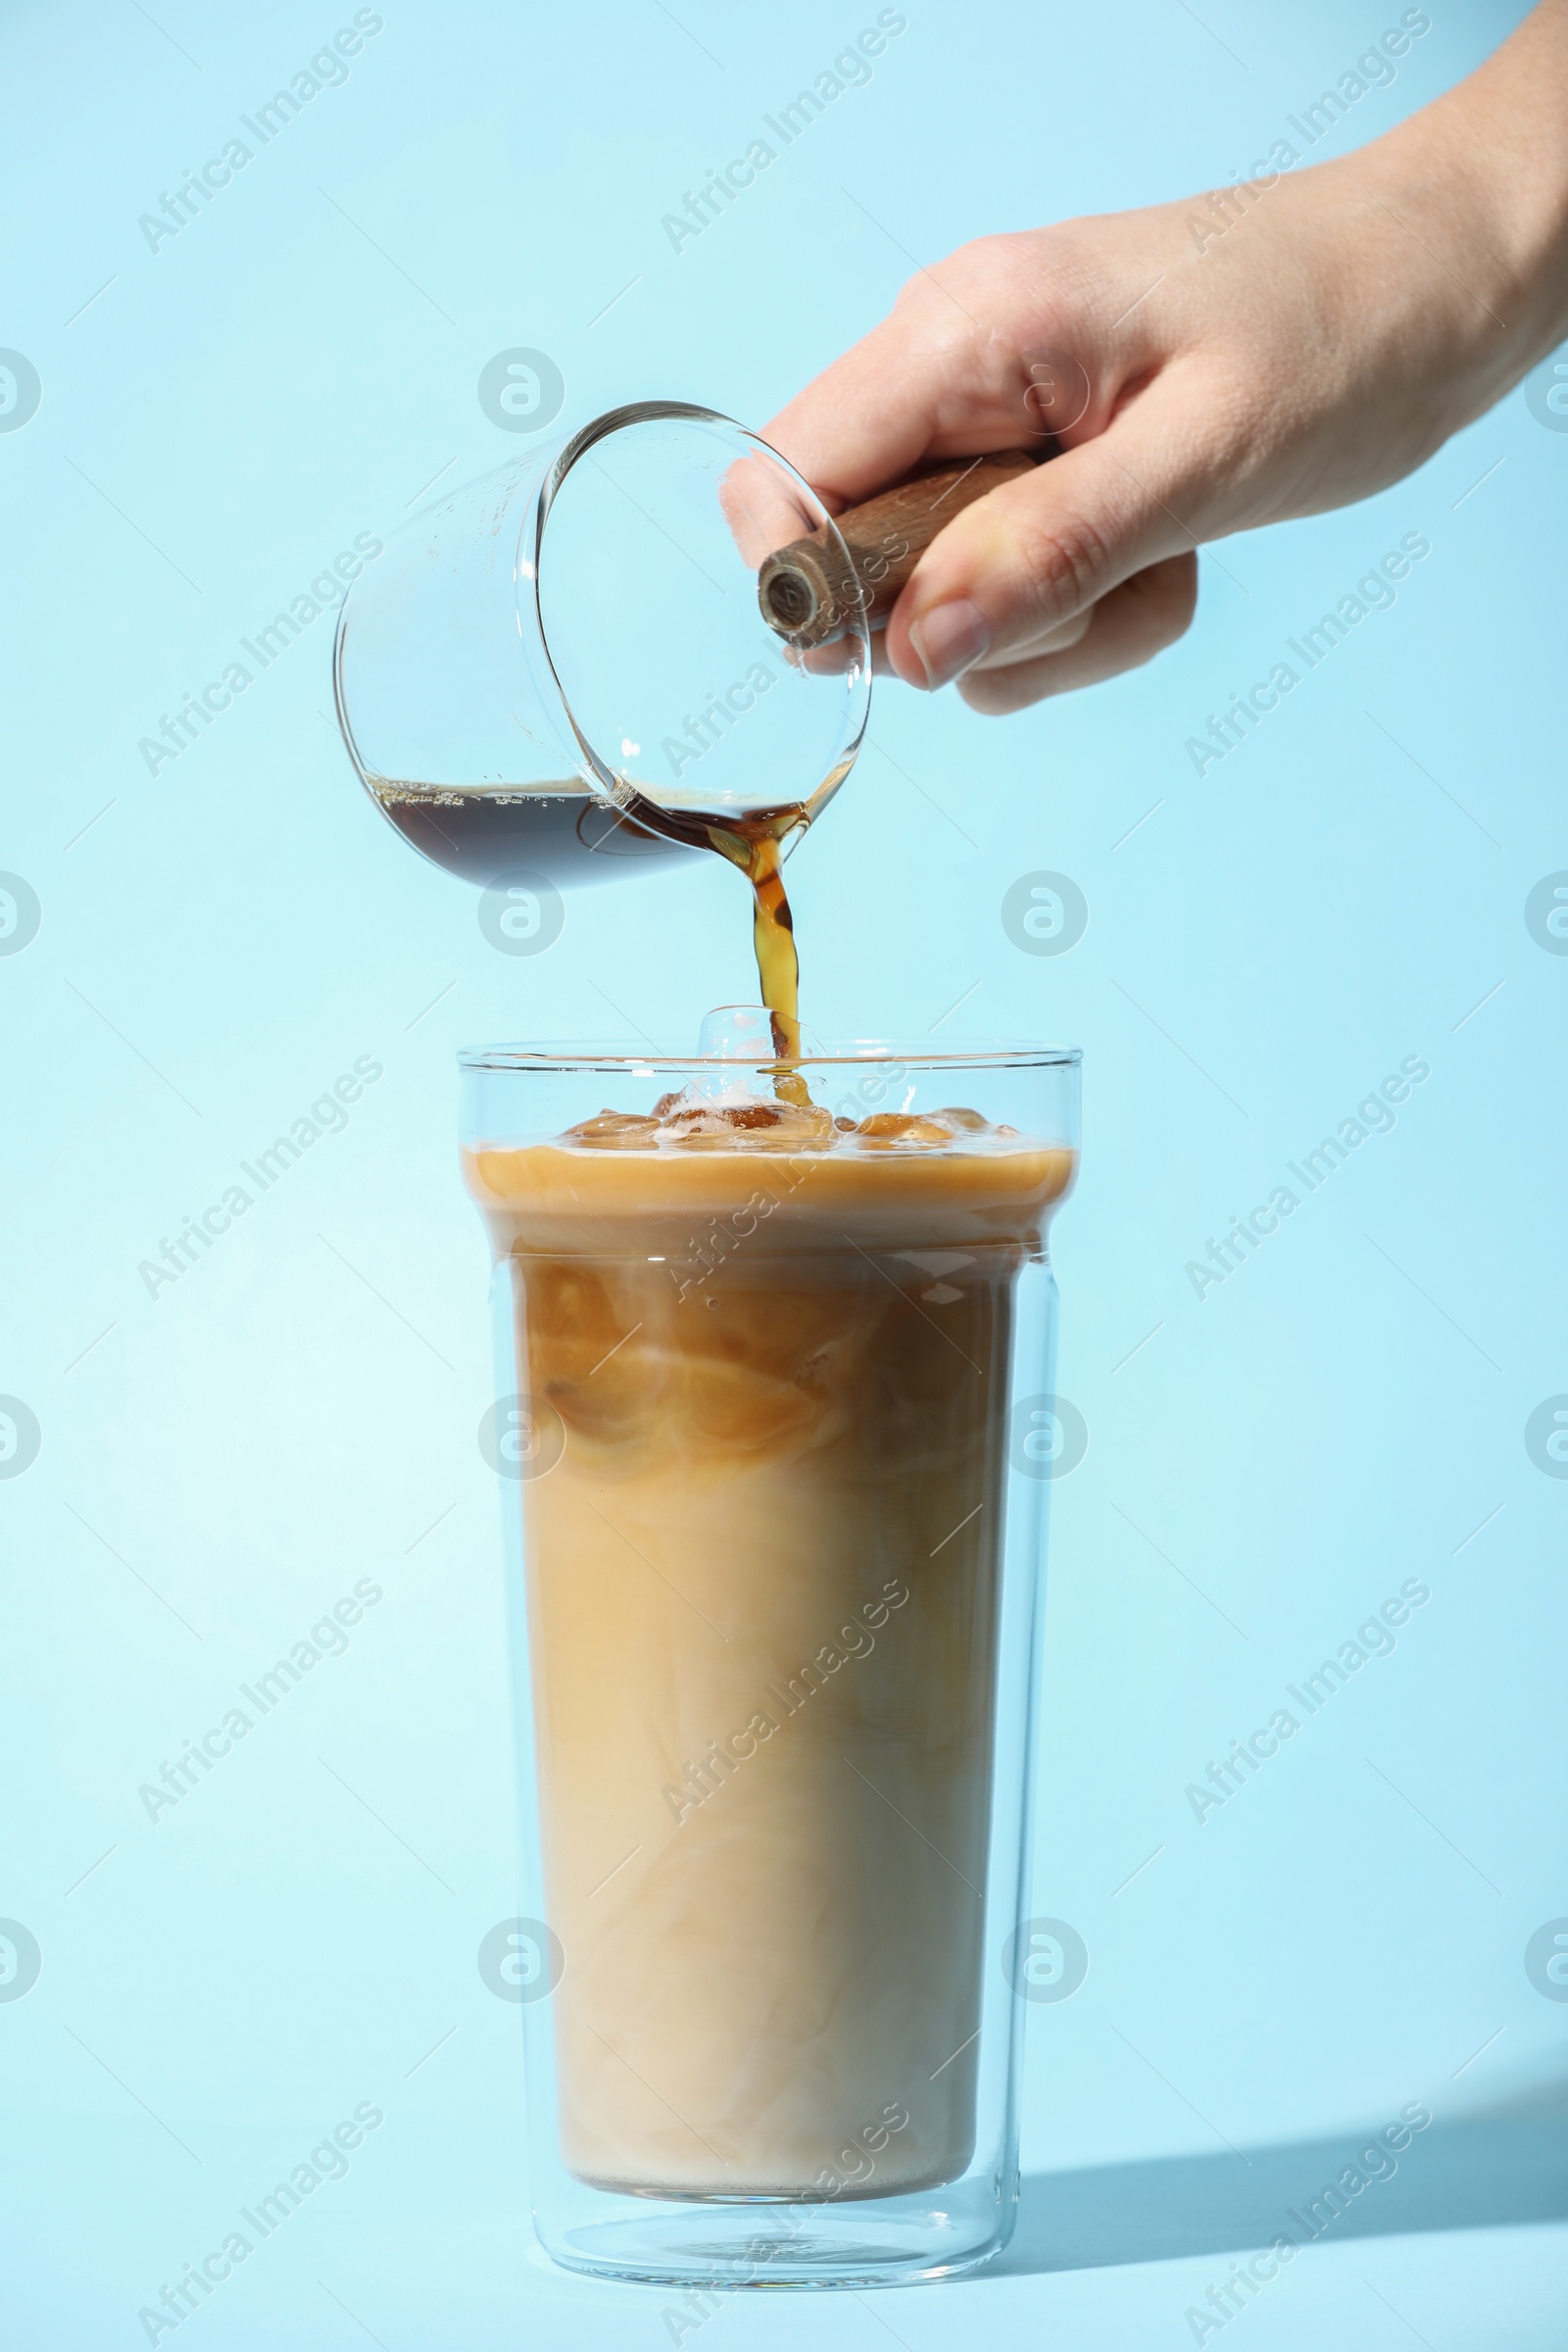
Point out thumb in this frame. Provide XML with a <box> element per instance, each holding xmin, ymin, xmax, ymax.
<box><xmin>886</xmin><ymin>382</ymin><xmax>1202</xmax><ymax>690</ymax></box>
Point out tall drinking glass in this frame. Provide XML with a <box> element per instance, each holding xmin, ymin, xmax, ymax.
<box><xmin>461</xmin><ymin>1042</ymin><xmax>1080</xmax><ymax>2287</ymax></box>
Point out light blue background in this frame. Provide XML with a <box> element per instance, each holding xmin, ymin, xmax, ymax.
<box><xmin>2</xmin><ymin>1</ymin><xmax>1564</xmax><ymax>2344</ymax></box>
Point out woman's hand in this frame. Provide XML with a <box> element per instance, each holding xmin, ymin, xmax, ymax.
<box><xmin>762</xmin><ymin>2</ymin><xmax>1568</xmax><ymax>710</ymax></box>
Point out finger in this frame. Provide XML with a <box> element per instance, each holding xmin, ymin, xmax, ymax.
<box><xmin>884</xmin><ymin>379</ymin><xmax>1203</xmax><ymax>689</ymax></box>
<box><xmin>762</xmin><ymin>314</ymin><xmax>1015</xmax><ymax>509</ymax></box>
<box><xmin>761</xmin><ymin>266</ymin><xmax>1103</xmax><ymax>503</ymax></box>
<box><xmin>862</xmin><ymin>608</ymin><xmax>1088</xmax><ymax>675</ymax></box>
<box><xmin>869</xmin><ymin>601</ymin><xmax>1092</xmax><ymax>675</ymax></box>
<box><xmin>956</xmin><ymin>553</ymin><xmax>1198</xmax><ymax>712</ymax></box>
<box><xmin>797</xmin><ymin>630</ymin><xmax>899</xmax><ymax>677</ymax></box>
<box><xmin>718</xmin><ymin>448</ymin><xmax>833</xmax><ymax>569</ymax></box>
<box><xmin>762</xmin><ymin>230</ymin><xmax>1178</xmax><ymax>507</ymax></box>
<box><xmin>976</xmin><ymin>606</ymin><xmax>1095</xmax><ymax>662</ymax></box>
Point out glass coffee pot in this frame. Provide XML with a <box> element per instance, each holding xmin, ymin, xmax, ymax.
<box><xmin>331</xmin><ymin>402</ymin><xmax>876</xmax><ymax>898</ymax></box>
<box><xmin>332</xmin><ymin>400</ymin><xmax>1044</xmax><ymax>908</ymax></box>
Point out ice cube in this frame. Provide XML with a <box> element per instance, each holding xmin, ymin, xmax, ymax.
<box><xmin>696</xmin><ymin>1004</ymin><xmax>777</xmax><ymax>1059</ymax></box>
<box><xmin>662</xmin><ymin>1096</ymin><xmax>836</xmax><ymax>1152</ymax></box>
<box><xmin>855</xmin><ymin>1112</ymin><xmax>961</xmax><ymax>1149</ymax></box>
<box><xmin>563</xmin><ymin>1110</ymin><xmax>662</xmax><ymax>1150</ymax></box>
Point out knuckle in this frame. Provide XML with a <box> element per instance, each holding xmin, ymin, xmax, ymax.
<box><xmin>894</xmin><ymin>230</ymin><xmax>1033</xmax><ymax>315</ymax></box>
<box><xmin>956</xmin><ymin>666</ymin><xmax>1028</xmax><ymax>715</ymax></box>
<box><xmin>1168</xmin><ymin>563</ymin><xmax>1200</xmax><ymax>634</ymax></box>
<box><xmin>1135</xmin><ymin>555</ymin><xmax>1200</xmax><ymax>654</ymax></box>
<box><xmin>949</xmin><ymin>230</ymin><xmax>1028</xmax><ymax>280</ymax></box>
<box><xmin>1009</xmin><ymin>506</ymin><xmax>1115</xmax><ymax>623</ymax></box>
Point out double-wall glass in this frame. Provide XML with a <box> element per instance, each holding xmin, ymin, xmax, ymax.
<box><xmin>461</xmin><ymin>1042</ymin><xmax>1081</xmax><ymax>2287</ymax></box>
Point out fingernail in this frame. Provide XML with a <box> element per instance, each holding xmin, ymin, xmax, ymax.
<box><xmin>907</xmin><ymin>598</ymin><xmax>992</xmax><ymax>691</ymax></box>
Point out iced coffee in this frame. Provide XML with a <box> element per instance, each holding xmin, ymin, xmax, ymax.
<box><xmin>464</xmin><ymin>1091</ymin><xmax>1075</xmax><ymax>2198</ymax></box>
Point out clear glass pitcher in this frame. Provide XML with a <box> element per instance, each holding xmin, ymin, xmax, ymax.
<box><xmin>332</xmin><ymin>403</ymin><xmax>873</xmax><ymax>895</ymax></box>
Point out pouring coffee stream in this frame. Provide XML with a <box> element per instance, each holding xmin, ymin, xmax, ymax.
<box><xmin>625</xmin><ymin>796</ymin><xmax>806</xmax><ymax>1074</ymax></box>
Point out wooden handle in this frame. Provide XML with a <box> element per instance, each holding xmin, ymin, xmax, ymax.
<box><xmin>757</xmin><ymin>446</ymin><xmax>1051</xmax><ymax>648</ymax></box>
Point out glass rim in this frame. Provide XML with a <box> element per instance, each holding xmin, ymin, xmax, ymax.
<box><xmin>458</xmin><ymin>1039</ymin><xmax>1082</xmax><ymax>1073</ymax></box>
<box><xmin>527</xmin><ymin>400</ymin><xmax>871</xmax><ymax>812</ymax></box>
